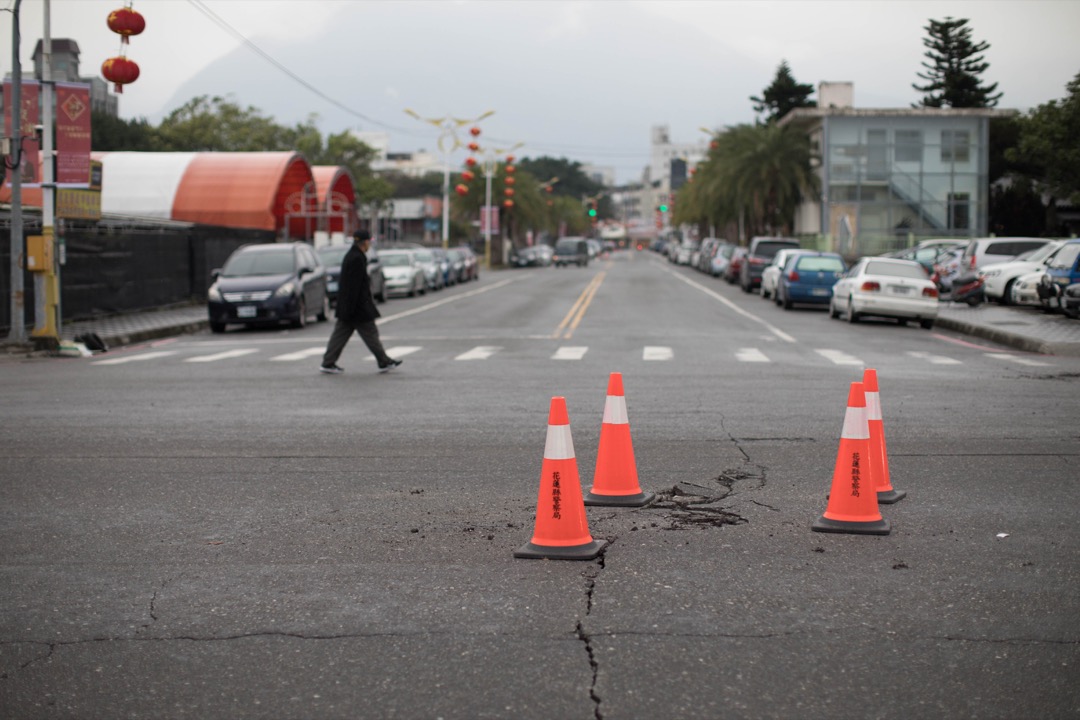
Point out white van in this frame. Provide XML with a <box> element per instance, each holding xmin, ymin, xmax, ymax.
<box><xmin>958</xmin><ymin>237</ymin><xmax>1049</xmax><ymax>273</ymax></box>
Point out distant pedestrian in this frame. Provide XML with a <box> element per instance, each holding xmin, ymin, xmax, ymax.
<box><xmin>320</xmin><ymin>230</ymin><xmax>402</xmax><ymax>374</ymax></box>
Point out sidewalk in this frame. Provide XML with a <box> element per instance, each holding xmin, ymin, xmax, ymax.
<box><xmin>47</xmin><ymin>297</ymin><xmax>1080</xmax><ymax>358</ymax></box>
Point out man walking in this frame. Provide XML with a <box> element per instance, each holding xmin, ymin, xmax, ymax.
<box><xmin>320</xmin><ymin>230</ymin><xmax>402</xmax><ymax>374</ymax></box>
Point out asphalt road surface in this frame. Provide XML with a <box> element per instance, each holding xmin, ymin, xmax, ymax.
<box><xmin>2</xmin><ymin>251</ymin><xmax>1078</xmax><ymax>719</ymax></box>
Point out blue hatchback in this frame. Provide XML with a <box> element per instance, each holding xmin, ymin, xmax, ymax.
<box><xmin>775</xmin><ymin>252</ymin><xmax>847</xmax><ymax>309</ymax></box>
<box><xmin>1036</xmin><ymin>239</ymin><xmax>1080</xmax><ymax>312</ymax></box>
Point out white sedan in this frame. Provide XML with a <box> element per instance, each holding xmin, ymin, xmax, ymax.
<box><xmin>830</xmin><ymin>257</ymin><xmax>940</xmax><ymax>329</ymax></box>
<box><xmin>1009</xmin><ymin>270</ymin><xmax>1044</xmax><ymax>306</ymax></box>
<box><xmin>979</xmin><ymin>240</ymin><xmax>1065</xmax><ymax>304</ymax></box>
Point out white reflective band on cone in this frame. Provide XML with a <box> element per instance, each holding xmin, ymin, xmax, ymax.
<box><xmin>544</xmin><ymin>424</ymin><xmax>576</xmax><ymax>460</ymax></box>
<box><xmin>841</xmin><ymin>406</ymin><xmax>870</xmax><ymax>440</ymax></box>
<box><xmin>865</xmin><ymin>391</ymin><xmax>883</xmax><ymax>421</ymax></box>
<box><xmin>602</xmin><ymin>395</ymin><xmax>629</xmax><ymax>425</ymax></box>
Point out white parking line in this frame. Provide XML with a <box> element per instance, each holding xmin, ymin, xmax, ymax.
<box><xmin>270</xmin><ymin>347</ymin><xmax>326</xmax><ymax>362</ymax></box>
<box><xmin>736</xmin><ymin>348</ymin><xmax>771</xmax><ymax>363</ymax></box>
<box><xmin>643</xmin><ymin>346</ymin><xmax>673</xmax><ymax>361</ymax></box>
<box><xmin>815</xmin><ymin>349</ymin><xmax>864</xmax><ymax>366</ymax></box>
<box><xmin>553</xmin><ymin>346</ymin><xmax>588</xmax><ymax>360</ymax></box>
<box><xmin>986</xmin><ymin>353</ymin><xmax>1051</xmax><ymax>367</ymax></box>
<box><xmin>185</xmin><ymin>349</ymin><xmax>260</xmax><ymax>363</ymax></box>
<box><xmin>456</xmin><ymin>346</ymin><xmax>502</xmax><ymax>361</ymax></box>
<box><xmin>907</xmin><ymin>350</ymin><xmax>962</xmax><ymax>365</ymax></box>
<box><xmin>92</xmin><ymin>351</ymin><xmax>177</xmax><ymax>366</ymax></box>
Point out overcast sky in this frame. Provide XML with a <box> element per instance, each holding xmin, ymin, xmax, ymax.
<box><xmin>4</xmin><ymin>0</ymin><xmax>1079</xmax><ymax>183</ymax></box>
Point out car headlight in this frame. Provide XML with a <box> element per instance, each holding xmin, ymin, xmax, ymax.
<box><xmin>275</xmin><ymin>281</ymin><xmax>296</xmax><ymax>298</ymax></box>
<box><xmin>981</xmin><ymin>269</ymin><xmax>1000</xmax><ymax>279</ymax></box>
<box><xmin>208</xmin><ymin>284</ymin><xmax>222</xmax><ymax>301</ymax></box>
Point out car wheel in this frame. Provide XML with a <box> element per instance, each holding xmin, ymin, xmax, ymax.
<box><xmin>1000</xmin><ymin>279</ymin><xmax>1015</xmax><ymax>305</ymax></box>
<box><xmin>761</xmin><ymin>285</ymin><xmax>771</xmax><ymax>299</ymax></box>
<box><xmin>829</xmin><ymin>298</ymin><xmax>840</xmax><ymax>319</ymax></box>
<box><xmin>846</xmin><ymin>296</ymin><xmax>859</xmax><ymax>323</ymax></box>
<box><xmin>316</xmin><ymin>293</ymin><xmax>329</xmax><ymax>322</ymax></box>
<box><xmin>210</xmin><ymin>322</ymin><xmax>226</xmax><ymax>334</ymax></box>
<box><xmin>920</xmin><ymin>318</ymin><xmax>934</xmax><ymax>330</ymax></box>
<box><xmin>782</xmin><ymin>290</ymin><xmax>793</xmax><ymax>310</ymax></box>
<box><xmin>292</xmin><ymin>297</ymin><xmax>307</xmax><ymax>328</ymax></box>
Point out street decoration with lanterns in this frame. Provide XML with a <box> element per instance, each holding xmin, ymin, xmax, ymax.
<box><xmin>101</xmin><ymin>3</ymin><xmax>144</xmax><ymax>93</ymax></box>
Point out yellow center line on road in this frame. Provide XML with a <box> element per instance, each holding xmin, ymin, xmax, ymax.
<box><xmin>552</xmin><ymin>271</ymin><xmax>606</xmax><ymax>340</ymax></box>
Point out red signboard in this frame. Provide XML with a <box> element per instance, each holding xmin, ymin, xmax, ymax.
<box><xmin>55</xmin><ymin>83</ymin><xmax>92</xmax><ymax>185</ymax></box>
<box><xmin>3</xmin><ymin>80</ymin><xmax>41</xmax><ymax>187</ymax></box>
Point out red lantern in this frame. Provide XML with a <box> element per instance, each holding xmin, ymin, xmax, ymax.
<box><xmin>504</xmin><ymin>188</ymin><xmax>515</xmax><ymax>197</ymax></box>
<box><xmin>505</xmin><ymin>165</ymin><xmax>515</xmax><ymax>174</ymax></box>
<box><xmin>505</xmin><ymin>155</ymin><xmax>515</xmax><ymax>163</ymax></box>
<box><xmin>505</xmin><ymin>176</ymin><xmax>515</xmax><ymax>186</ymax></box>
<box><xmin>469</xmin><ymin>127</ymin><xmax>481</xmax><ymax>137</ymax></box>
<box><xmin>710</xmin><ymin>141</ymin><xmax>719</xmax><ymax>150</ymax></box>
<box><xmin>461</xmin><ymin>171</ymin><xmax>475</xmax><ymax>183</ymax></box>
<box><xmin>503</xmin><ymin>199</ymin><xmax>514</xmax><ymax>208</ymax></box>
<box><xmin>467</xmin><ymin>142</ymin><xmax>480</xmax><ymax>152</ymax></box>
<box><xmin>545</xmin><ymin>185</ymin><xmax>553</xmax><ymax>193</ymax></box>
<box><xmin>107</xmin><ymin>6</ymin><xmax>146</xmax><ymax>43</ymax></box>
<box><xmin>101</xmin><ymin>56</ymin><xmax>140</xmax><ymax>93</ymax></box>
<box><xmin>465</xmin><ymin>157</ymin><xmax>477</xmax><ymax>168</ymax></box>
<box><xmin>454</xmin><ymin>184</ymin><xmax>468</xmax><ymax>196</ymax></box>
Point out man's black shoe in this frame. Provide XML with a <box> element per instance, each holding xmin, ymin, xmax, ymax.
<box><xmin>319</xmin><ymin>364</ymin><xmax>344</xmax><ymax>375</ymax></box>
<box><xmin>378</xmin><ymin>358</ymin><xmax>403</xmax><ymax>373</ymax></box>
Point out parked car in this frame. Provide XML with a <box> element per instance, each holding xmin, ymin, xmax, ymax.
<box><xmin>930</xmin><ymin>248</ymin><xmax>965</xmax><ymax>292</ymax></box>
<box><xmin>760</xmin><ymin>248</ymin><xmax>810</xmax><ymax>300</ymax></box>
<box><xmin>740</xmin><ymin>236</ymin><xmax>800</xmax><ymax>292</ymax></box>
<box><xmin>979</xmin><ymin>240</ymin><xmax>1066</xmax><ymax>304</ymax></box>
<box><xmin>431</xmin><ymin>247</ymin><xmax>454</xmax><ymax>286</ymax></box>
<box><xmin>710</xmin><ymin>242</ymin><xmax>735</xmax><ymax>278</ymax></box>
<box><xmin>1062</xmin><ymin>283</ymin><xmax>1080</xmax><ymax>319</ymax></box>
<box><xmin>883</xmin><ymin>240</ymin><xmax>967</xmax><ymax>273</ymax></box>
<box><xmin>208</xmin><ymin>242</ymin><xmax>329</xmax><ymax>333</ymax></box>
<box><xmin>957</xmin><ymin>237</ymin><xmax>1050</xmax><ymax>274</ymax></box>
<box><xmin>673</xmin><ymin>238</ymin><xmax>699</xmax><ymax>266</ymax></box>
<box><xmin>454</xmin><ymin>245</ymin><xmax>480</xmax><ymax>281</ymax></box>
<box><xmin>512</xmin><ymin>245</ymin><xmax>551</xmax><ymax>268</ymax></box>
<box><xmin>378</xmin><ymin>249</ymin><xmax>427</xmax><ymax>297</ymax></box>
<box><xmin>317</xmin><ymin>243</ymin><xmax>386</xmax><ymax>307</ymax></box>
<box><xmin>1036</xmin><ymin>239</ymin><xmax>1080</xmax><ymax>312</ymax></box>
<box><xmin>411</xmin><ymin>247</ymin><xmax>444</xmax><ymax>291</ymax></box>
<box><xmin>830</xmin><ymin>257</ymin><xmax>939</xmax><ymax>328</ymax></box>
<box><xmin>696</xmin><ymin>238</ymin><xmax>720</xmax><ymax>273</ymax></box>
<box><xmin>724</xmin><ymin>246</ymin><xmax>748</xmax><ymax>284</ymax></box>
<box><xmin>1009</xmin><ymin>270</ymin><xmax>1044</xmax><ymax>306</ymax></box>
<box><xmin>553</xmin><ymin>237</ymin><xmax>589</xmax><ymax>267</ymax></box>
<box><xmin>775</xmin><ymin>252</ymin><xmax>847</xmax><ymax>309</ymax></box>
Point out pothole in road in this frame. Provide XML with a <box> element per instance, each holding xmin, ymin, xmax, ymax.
<box><xmin>649</xmin><ymin>467</ymin><xmax>762</xmax><ymax>529</ymax></box>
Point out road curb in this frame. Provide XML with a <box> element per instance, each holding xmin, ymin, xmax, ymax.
<box><xmin>934</xmin><ymin>316</ymin><xmax>1080</xmax><ymax>357</ymax></box>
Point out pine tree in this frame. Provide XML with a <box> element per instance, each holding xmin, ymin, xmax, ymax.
<box><xmin>913</xmin><ymin>17</ymin><xmax>1002</xmax><ymax>108</ymax></box>
<box><xmin>751</xmin><ymin>61</ymin><xmax>816</xmax><ymax>124</ymax></box>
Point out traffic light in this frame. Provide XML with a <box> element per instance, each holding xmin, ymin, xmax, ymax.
<box><xmin>588</xmin><ymin>206</ymin><xmax>597</xmax><ymax>218</ymax></box>
<box><xmin>658</xmin><ymin>203</ymin><xmax>668</xmax><ymax>213</ymax></box>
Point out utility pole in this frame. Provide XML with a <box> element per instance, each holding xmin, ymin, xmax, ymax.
<box><xmin>5</xmin><ymin>0</ymin><xmax>26</xmax><ymax>345</ymax></box>
<box><xmin>31</xmin><ymin>0</ymin><xmax>60</xmax><ymax>348</ymax></box>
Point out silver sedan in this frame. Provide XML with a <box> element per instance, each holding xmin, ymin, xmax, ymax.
<box><xmin>830</xmin><ymin>257</ymin><xmax>940</xmax><ymax>329</ymax></box>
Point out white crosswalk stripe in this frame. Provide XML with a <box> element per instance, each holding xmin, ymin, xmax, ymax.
<box><xmin>92</xmin><ymin>350</ymin><xmax>177</xmax><ymax>366</ymax></box>
<box><xmin>363</xmin><ymin>346</ymin><xmax>423</xmax><ymax>361</ymax></box>
<box><xmin>985</xmin><ymin>353</ymin><xmax>1051</xmax><ymax>367</ymax></box>
<box><xmin>736</xmin><ymin>348</ymin><xmax>771</xmax><ymax>363</ymax></box>
<box><xmin>270</xmin><ymin>347</ymin><xmax>325</xmax><ymax>362</ymax></box>
<box><xmin>456</xmin><ymin>346</ymin><xmax>502</xmax><ymax>361</ymax></box>
<box><xmin>815</xmin><ymin>348</ymin><xmax>864</xmax><ymax>366</ymax></box>
<box><xmin>185</xmin><ymin>349</ymin><xmax>260</xmax><ymax>363</ymax></box>
<box><xmin>552</xmin><ymin>346</ymin><xmax>588</xmax><ymax>360</ymax></box>
<box><xmin>907</xmin><ymin>350</ymin><xmax>962</xmax><ymax>365</ymax></box>
<box><xmin>643</xmin><ymin>346</ymin><xmax>673</xmax><ymax>361</ymax></box>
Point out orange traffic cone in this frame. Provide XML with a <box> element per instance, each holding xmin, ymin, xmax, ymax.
<box><xmin>812</xmin><ymin>381</ymin><xmax>890</xmax><ymax>535</ymax></box>
<box><xmin>585</xmin><ymin>372</ymin><xmax>655</xmax><ymax>507</ymax></box>
<box><xmin>863</xmin><ymin>368</ymin><xmax>906</xmax><ymax>504</ymax></box>
<box><xmin>515</xmin><ymin>397</ymin><xmax>608</xmax><ymax>560</ymax></box>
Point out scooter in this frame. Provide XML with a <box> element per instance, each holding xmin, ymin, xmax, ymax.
<box><xmin>950</xmin><ymin>272</ymin><xmax>985</xmax><ymax>306</ymax></box>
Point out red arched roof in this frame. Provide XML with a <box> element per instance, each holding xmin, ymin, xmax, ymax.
<box><xmin>311</xmin><ymin>166</ymin><xmax>357</xmax><ymax>234</ymax></box>
<box><xmin>171</xmin><ymin>152</ymin><xmax>315</xmax><ymax>234</ymax></box>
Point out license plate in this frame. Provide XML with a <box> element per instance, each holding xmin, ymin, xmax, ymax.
<box><xmin>237</xmin><ymin>305</ymin><xmax>257</xmax><ymax>318</ymax></box>
<box><xmin>812</xmin><ymin>288</ymin><xmax>829</xmax><ymax>296</ymax></box>
<box><xmin>889</xmin><ymin>285</ymin><xmax>912</xmax><ymax>295</ymax></box>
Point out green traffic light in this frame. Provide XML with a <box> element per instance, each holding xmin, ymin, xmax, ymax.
<box><xmin>659</xmin><ymin>204</ymin><xmax>668</xmax><ymax>213</ymax></box>
<box><xmin>588</xmin><ymin>208</ymin><xmax>597</xmax><ymax>217</ymax></box>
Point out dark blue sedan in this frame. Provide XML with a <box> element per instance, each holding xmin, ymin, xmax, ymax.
<box><xmin>775</xmin><ymin>252</ymin><xmax>847</xmax><ymax>309</ymax></box>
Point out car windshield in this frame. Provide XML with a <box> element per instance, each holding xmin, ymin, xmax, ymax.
<box><xmin>756</xmin><ymin>241</ymin><xmax>798</xmax><ymax>258</ymax></box>
<box><xmin>316</xmin><ymin>246</ymin><xmax>349</xmax><ymax>265</ymax></box>
<box><xmin>380</xmin><ymin>253</ymin><xmax>412</xmax><ymax>267</ymax></box>
<box><xmin>1022</xmin><ymin>242</ymin><xmax>1062</xmax><ymax>263</ymax></box>
<box><xmin>414</xmin><ymin>250</ymin><xmax>434</xmax><ymax>262</ymax></box>
<box><xmin>865</xmin><ymin>261</ymin><xmax>928</xmax><ymax>279</ymax></box>
<box><xmin>222</xmin><ymin>248</ymin><xmax>295</xmax><ymax>277</ymax></box>
<box><xmin>556</xmin><ymin>240</ymin><xmax>582</xmax><ymax>251</ymax></box>
<box><xmin>797</xmin><ymin>256</ymin><xmax>845</xmax><ymax>272</ymax></box>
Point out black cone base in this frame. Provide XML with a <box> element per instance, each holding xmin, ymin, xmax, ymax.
<box><xmin>812</xmin><ymin>515</ymin><xmax>890</xmax><ymax>535</ymax></box>
<box><xmin>513</xmin><ymin>538</ymin><xmax>608</xmax><ymax>560</ymax></box>
<box><xmin>877</xmin><ymin>489</ymin><xmax>907</xmax><ymax>504</ymax></box>
<box><xmin>584</xmin><ymin>490</ymin><xmax>656</xmax><ymax>507</ymax></box>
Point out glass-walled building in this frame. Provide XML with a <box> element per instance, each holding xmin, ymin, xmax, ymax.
<box><xmin>779</xmin><ymin>84</ymin><xmax>1015</xmax><ymax>256</ymax></box>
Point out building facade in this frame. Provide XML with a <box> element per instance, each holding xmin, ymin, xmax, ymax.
<box><xmin>779</xmin><ymin>82</ymin><xmax>1014</xmax><ymax>255</ymax></box>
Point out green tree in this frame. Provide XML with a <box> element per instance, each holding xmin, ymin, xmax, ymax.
<box><xmin>516</xmin><ymin>156</ymin><xmax>603</xmax><ymax>203</ymax></box>
<box><xmin>750</xmin><ymin>61</ymin><xmax>816</xmax><ymax>124</ymax></box>
<box><xmin>913</xmin><ymin>17</ymin><xmax>1002</xmax><ymax>108</ymax></box>
<box><xmin>91</xmin><ymin>110</ymin><xmax>159</xmax><ymax>151</ymax></box>
<box><xmin>155</xmin><ymin>95</ymin><xmax>297</xmax><ymax>151</ymax></box>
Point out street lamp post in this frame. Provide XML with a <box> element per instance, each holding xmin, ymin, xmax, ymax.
<box><xmin>477</xmin><ymin>143</ymin><xmax>522</xmax><ymax>268</ymax></box>
<box><xmin>404</xmin><ymin>109</ymin><xmax>493</xmax><ymax>249</ymax></box>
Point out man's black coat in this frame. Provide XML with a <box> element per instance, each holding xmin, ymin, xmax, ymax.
<box><xmin>335</xmin><ymin>244</ymin><xmax>380</xmax><ymax>324</ymax></box>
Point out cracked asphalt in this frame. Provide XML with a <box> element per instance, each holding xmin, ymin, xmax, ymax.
<box><xmin>2</xmin><ymin>257</ymin><xmax>1079</xmax><ymax>718</ymax></box>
